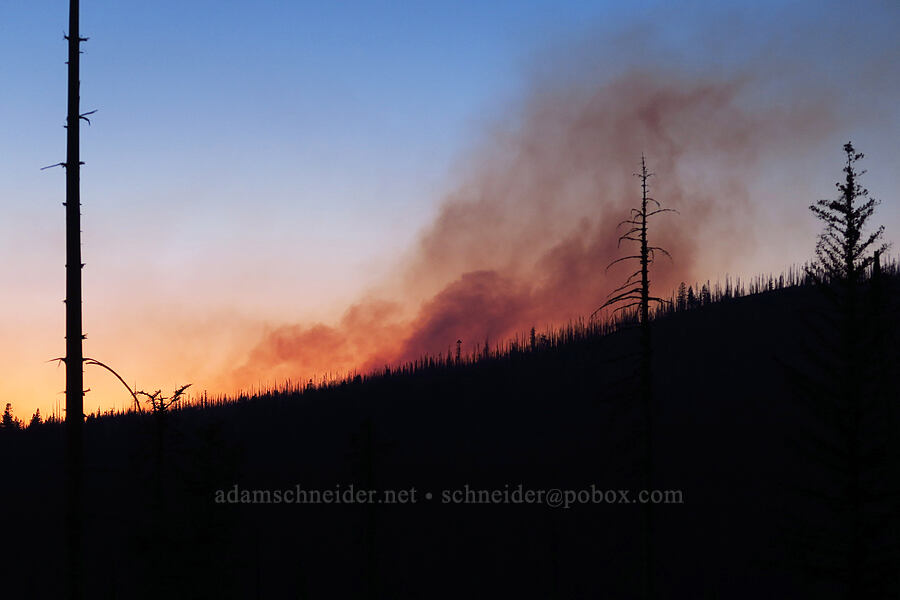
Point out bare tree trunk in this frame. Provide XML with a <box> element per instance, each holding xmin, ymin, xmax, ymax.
<box><xmin>65</xmin><ymin>1</ymin><xmax>85</xmax><ymax>598</ymax></box>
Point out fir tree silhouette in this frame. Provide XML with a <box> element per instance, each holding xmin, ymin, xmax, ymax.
<box><xmin>28</xmin><ymin>409</ymin><xmax>42</xmax><ymax>430</ymax></box>
<box><xmin>809</xmin><ymin>142</ymin><xmax>887</xmax><ymax>286</ymax></box>
<box><xmin>1</xmin><ymin>403</ymin><xmax>21</xmax><ymax>431</ymax></box>
<box><xmin>784</xmin><ymin>141</ymin><xmax>895</xmax><ymax>597</ymax></box>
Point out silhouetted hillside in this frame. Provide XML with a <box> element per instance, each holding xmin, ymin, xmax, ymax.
<box><xmin>2</xmin><ymin>275</ymin><xmax>899</xmax><ymax>599</ymax></box>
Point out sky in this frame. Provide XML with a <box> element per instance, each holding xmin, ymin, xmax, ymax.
<box><xmin>1</xmin><ymin>0</ymin><xmax>899</xmax><ymax>420</ymax></box>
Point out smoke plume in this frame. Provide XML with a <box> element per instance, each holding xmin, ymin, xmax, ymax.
<box><xmin>225</xmin><ymin>63</ymin><xmax>834</xmax><ymax>389</ymax></box>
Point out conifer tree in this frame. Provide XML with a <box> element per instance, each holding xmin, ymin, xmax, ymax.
<box><xmin>676</xmin><ymin>282</ymin><xmax>687</xmax><ymax>311</ymax></box>
<box><xmin>1</xmin><ymin>403</ymin><xmax>21</xmax><ymax>430</ymax></box>
<box><xmin>793</xmin><ymin>141</ymin><xmax>894</xmax><ymax>596</ymax></box>
<box><xmin>809</xmin><ymin>142</ymin><xmax>887</xmax><ymax>287</ymax></box>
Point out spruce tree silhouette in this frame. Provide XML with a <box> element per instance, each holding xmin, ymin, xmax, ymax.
<box><xmin>787</xmin><ymin>141</ymin><xmax>894</xmax><ymax>597</ymax></box>
<box><xmin>676</xmin><ymin>282</ymin><xmax>687</xmax><ymax>311</ymax></box>
<box><xmin>809</xmin><ymin>142</ymin><xmax>887</xmax><ymax>286</ymax></box>
<box><xmin>593</xmin><ymin>155</ymin><xmax>675</xmax><ymax>600</ymax></box>
<box><xmin>28</xmin><ymin>409</ymin><xmax>42</xmax><ymax>430</ymax></box>
<box><xmin>1</xmin><ymin>403</ymin><xmax>21</xmax><ymax>431</ymax></box>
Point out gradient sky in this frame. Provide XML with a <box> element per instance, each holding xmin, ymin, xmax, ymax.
<box><xmin>1</xmin><ymin>1</ymin><xmax>899</xmax><ymax>420</ymax></box>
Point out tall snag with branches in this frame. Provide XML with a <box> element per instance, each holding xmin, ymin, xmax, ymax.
<box><xmin>595</xmin><ymin>155</ymin><xmax>675</xmax><ymax>599</ymax></box>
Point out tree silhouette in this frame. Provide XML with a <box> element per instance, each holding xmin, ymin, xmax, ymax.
<box><xmin>28</xmin><ymin>409</ymin><xmax>42</xmax><ymax>430</ymax></box>
<box><xmin>809</xmin><ymin>142</ymin><xmax>887</xmax><ymax>286</ymax></box>
<box><xmin>61</xmin><ymin>1</ymin><xmax>88</xmax><ymax>596</ymax></box>
<box><xmin>1</xmin><ymin>403</ymin><xmax>21</xmax><ymax>431</ymax></box>
<box><xmin>700</xmin><ymin>282</ymin><xmax>711</xmax><ymax>306</ymax></box>
<box><xmin>789</xmin><ymin>141</ymin><xmax>895</xmax><ymax>596</ymax></box>
<box><xmin>138</xmin><ymin>384</ymin><xmax>191</xmax><ymax>504</ymax></box>
<box><xmin>138</xmin><ymin>384</ymin><xmax>191</xmax><ymax>415</ymax></box>
<box><xmin>137</xmin><ymin>384</ymin><xmax>191</xmax><ymax>596</ymax></box>
<box><xmin>594</xmin><ymin>155</ymin><xmax>674</xmax><ymax>323</ymax></box>
<box><xmin>676</xmin><ymin>282</ymin><xmax>687</xmax><ymax>311</ymax></box>
<box><xmin>594</xmin><ymin>155</ymin><xmax>675</xmax><ymax>600</ymax></box>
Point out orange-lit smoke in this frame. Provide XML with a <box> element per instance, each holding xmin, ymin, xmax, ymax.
<box><xmin>224</xmin><ymin>68</ymin><xmax>833</xmax><ymax>390</ymax></box>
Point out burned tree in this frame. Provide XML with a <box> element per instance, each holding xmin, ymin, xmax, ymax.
<box><xmin>594</xmin><ymin>154</ymin><xmax>675</xmax><ymax>411</ymax></box>
<box><xmin>138</xmin><ymin>384</ymin><xmax>191</xmax><ymax>515</ymax></box>
<box><xmin>595</xmin><ymin>155</ymin><xmax>675</xmax><ymax>321</ymax></box>
<box><xmin>594</xmin><ymin>155</ymin><xmax>675</xmax><ymax>600</ymax></box>
<box><xmin>62</xmin><ymin>1</ymin><xmax>89</xmax><ymax>597</ymax></box>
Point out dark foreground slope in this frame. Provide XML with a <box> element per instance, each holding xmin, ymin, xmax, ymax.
<box><xmin>2</xmin><ymin>280</ymin><xmax>899</xmax><ymax>599</ymax></box>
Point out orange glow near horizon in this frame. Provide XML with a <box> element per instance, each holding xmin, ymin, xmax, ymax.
<box><xmin>4</xmin><ymin>17</ymin><xmax>900</xmax><ymax>424</ymax></box>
